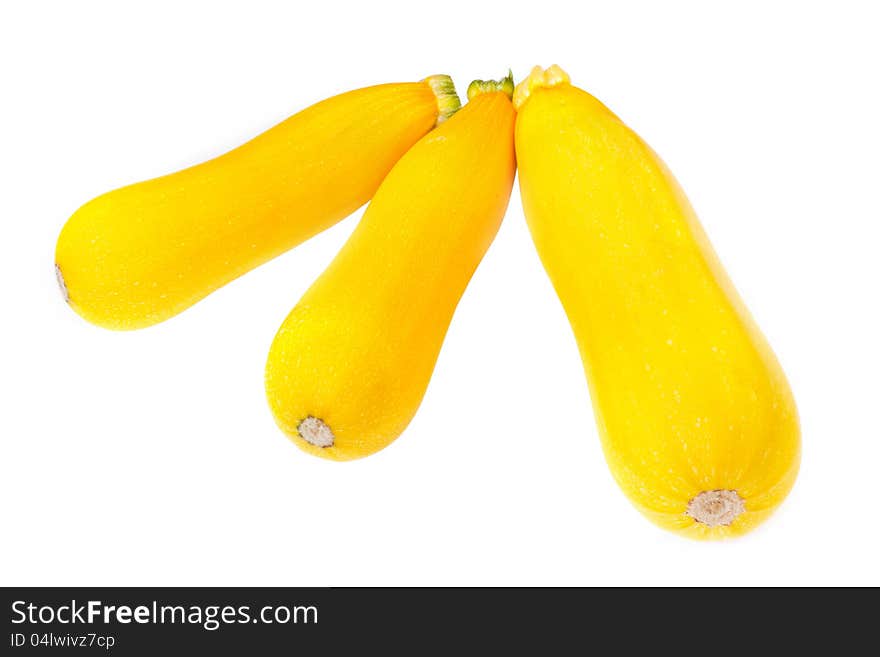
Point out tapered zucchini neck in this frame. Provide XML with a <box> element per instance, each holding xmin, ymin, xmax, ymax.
<box><xmin>512</xmin><ymin>64</ymin><xmax>570</xmax><ymax>110</ymax></box>
<box><xmin>424</xmin><ymin>74</ymin><xmax>462</xmax><ymax>125</ymax></box>
<box><xmin>686</xmin><ymin>490</ymin><xmax>745</xmax><ymax>527</ymax></box>
<box><xmin>466</xmin><ymin>71</ymin><xmax>514</xmax><ymax>100</ymax></box>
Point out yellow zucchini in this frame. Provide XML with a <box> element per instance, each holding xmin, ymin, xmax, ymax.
<box><xmin>55</xmin><ymin>76</ymin><xmax>460</xmax><ymax>330</ymax></box>
<box><xmin>265</xmin><ymin>75</ymin><xmax>517</xmax><ymax>460</ymax></box>
<box><xmin>514</xmin><ymin>66</ymin><xmax>800</xmax><ymax>538</ymax></box>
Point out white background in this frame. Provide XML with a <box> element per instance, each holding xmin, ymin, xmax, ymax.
<box><xmin>2</xmin><ymin>0</ymin><xmax>878</xmax><ymax>586</ymax></box>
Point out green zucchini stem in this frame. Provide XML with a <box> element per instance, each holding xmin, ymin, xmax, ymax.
<box><xmin>466</xmin><ymin>70</ymin><xmax>514</xmax><ymax>101</ymax></box>
<box><xmin>424</xmin><ymin>74</ymin><xmax>462</xmax><ymax>125</ymax></box>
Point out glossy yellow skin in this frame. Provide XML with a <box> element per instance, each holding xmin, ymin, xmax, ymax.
<box><xmin>56</xmin><ymin>78</ymin><xmax>457</xmax><ymax>330</ymax></box>
<box><xmin>515</xmin><ymin>69</ymin><xmax>800</xmax><ymax>538</ymax></box>
<box><xmin>266</xmin><ymin>90</ymin><xmax>516</xmax><ymax>460</ymax></box>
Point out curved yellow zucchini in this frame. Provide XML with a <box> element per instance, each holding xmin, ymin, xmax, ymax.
<box><xmin>514</xmin><ymin>66</ymin><xmax>800</xmax><ymax>538</ymax></box>
<box><xmin>265</xmin><ymin>75</ymin><xmax>517</xmax><ymax>460</ymax></box>
<box><xmin>55</xmin><ymin>76</ymin><xmax>460</xmax><ymax>330</ymax></box>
